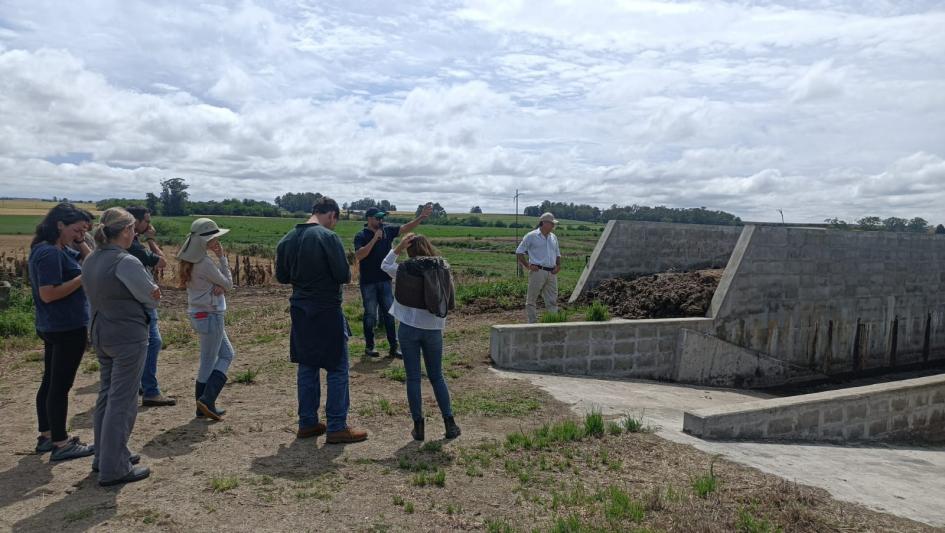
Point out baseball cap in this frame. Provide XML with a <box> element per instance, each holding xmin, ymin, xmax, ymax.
<box><xmin>365</xmin><ymin>207</ymin><xmax>387</xmax><ymax>219</ymax></box>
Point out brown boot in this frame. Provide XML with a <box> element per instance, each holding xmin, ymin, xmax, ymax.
<box><xmin>326</xmin><ymin>427</ymin><xmax>368</xmax><ymax>444</ymax></box>
<box><xmin>296</xmin><ymin>423</ymin><xmax>328</xmax><ymax>439</ymax></box>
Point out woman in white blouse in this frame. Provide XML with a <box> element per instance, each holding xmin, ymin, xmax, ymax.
<box><xmin>177</xmin><ymin>218</ymin><xmax>234</xmax><ymax>420</ymax></box>
<box><xmin>382</xmin><ymin>233</ymin><xmax>460</xmax><ymax>441</ymax></box>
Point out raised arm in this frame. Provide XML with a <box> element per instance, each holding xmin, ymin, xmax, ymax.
<box><xmin>398</xmin><ymin>203</ymin><xmax>433</xmax><ymax>235</ymax></box>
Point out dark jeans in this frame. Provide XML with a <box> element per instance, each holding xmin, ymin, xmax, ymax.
<box><xmin>36</xmin><ymin>327</ymin><xmax>88</xmax><ymax>441</ymax></box>
<box><xmin>140</xmin><ymin>307</ymin><xmax>163</xmax><ymax>397</ymax></box>
<box><xmin>297</xmin><ymin>345</ymin><xmax>350</xmax><ymax>433</ymax></box>
<box><xmin>360</xmin><ymin>280</ymin><xmax>397</xmax><ymax>350</ymax></box>
<box><xmin>399</xmin><ymin>323</ymin><xmax>452</xmax><ymax>422</ymax></box>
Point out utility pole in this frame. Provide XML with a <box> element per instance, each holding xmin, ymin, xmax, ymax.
<box><xmin>514</xmin><ymin>189</ymin><xmax>523</xmax><ymax>278</ymax></box>
<box><xmin>777</xmin><ymin>209</ymin><xmax>784</xmax><ymax>225</ymax></box>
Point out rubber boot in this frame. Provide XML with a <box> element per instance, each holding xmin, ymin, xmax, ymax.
<box><xmin>197</xmin><ymin>370</ymin><xmax>228</xmax><ymax>421</ymax></box>
<box><xmin>411</xmin><ymin>418</ymin><xmax>425</xmax><ymax>441</ymax></box>
<box><xmin>444</xmin><ymin>416</ymin><xmax>461</xmax><ymax>439</ymax></box>
<box><xmin>195</xmin><ymin>382</ymin><xmax>205</xmax><ymax>417</ymax></box>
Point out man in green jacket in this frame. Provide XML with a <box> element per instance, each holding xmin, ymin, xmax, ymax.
<box><xmin>275</xmin><ymin>197</ymin><xmax>367</xmax><ymax>444</ymax></box>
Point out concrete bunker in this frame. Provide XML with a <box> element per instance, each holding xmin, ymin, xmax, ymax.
<box><xmin>491</xmin><ymin>220</ymin><xmax>945</xmax><ymax>443</ymax></box>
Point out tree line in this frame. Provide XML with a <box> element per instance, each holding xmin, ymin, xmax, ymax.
<box><xmin>523</xmin><ymin>200</ymin><xmax>742</xmax><ymax>225</ymax></box>
<box><xmin>825</xmin><ymin>216</ymin><xmax>944</xmax><ymax>234</ymax></box>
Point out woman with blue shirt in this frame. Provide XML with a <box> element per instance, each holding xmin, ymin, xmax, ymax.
<box><xmin>381</xmin><ymin>233</ymin><xmax>460</xmax><ymax>441</ymax></box>
<box><xmin>28</xmin><ymin>203</ymin><xmax>94</xmax><ymax>461</ymax></box>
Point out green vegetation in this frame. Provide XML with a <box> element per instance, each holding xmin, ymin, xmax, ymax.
<box><xmin>453</xmin><ymin>390</ymin><xmax>541</xmax><ymax>417</ymax></box>
<box><xmin>0</xmin><ymin>284</ymin><xmax>34</xmax><ymax>337</ymax></box>
<box><xmin>541</xmin><ymin>310</ymin><xmax>571</xmax><ymax>323</ymax></box>
<box><xmin>233</xmin><ymin>368</ymin><xmax>258</xmax><ymax>384</ymax></box>
<box><xmin>584</xmin><ymin>300</ymin><xmax>610</xmax><ymax>322</ymax></box>
<box><xmin>691</xmin><ymin>459</ymin><xmax>719</xmax><ymax>498</ymax></box>
<box><xmin>210</xmin><ymin>475</ymin><xmax>240</xmax><ymax>492</ymax></box>
<box><xmin>583</xmin><ymin>409</ymin><xmax>605</xmax><ymax>438</ymax></box>
<box><xmin>736</xmin><ymin>506</ymin><xmax>782</xmax><ymax>533</ymax></box>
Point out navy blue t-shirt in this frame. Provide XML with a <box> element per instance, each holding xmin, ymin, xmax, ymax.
<box><xmin>354</xmin><ymin>224</ymin><xmax>401</xmax><ymax>284</ymax></box>
<box><xmin>28</xmin><ymin>243</ymin><xmax>90</xmax><ymax>332</ymax></box>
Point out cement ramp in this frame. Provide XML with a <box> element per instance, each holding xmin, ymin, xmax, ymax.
<box><xmin>493</xmin><ymin>369</ymin><xmax>945</xmax><ymax>528</ymax></box>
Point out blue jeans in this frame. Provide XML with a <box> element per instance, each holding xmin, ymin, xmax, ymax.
<box><xmin>140</xmin><ymin>308</ymin><xmax>163</xmax><ymax>397</ymax></box>
<box><xmin>399</xmin><ymin>323</ymin><xmax>452</xmax><ymax>422</ymax></box>
<box><xmin>189</xmin><ymin>311</ymin><xmax>235</xmax><ymax>382</ymax></box>
<box><xmin>297</xmin><ymin>346</ymin><xmax>350</xmax><ymax>433</ymax></box>
<box><xmin>360</xmin><ymin>280</ymin><xmax>397</xmax><ymax>350</ymax></box>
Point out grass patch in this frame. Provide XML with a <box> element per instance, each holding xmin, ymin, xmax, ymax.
<box><xmin>0</xmin><ymin>284</ymin><xmax>34</xmax><ymax>337</ymax></box>
<box><xmin>603</xmin><ymin>486</ymin><xmax>645</xmax><ymax>523</ymax></box>
<box><xmin>583</xmin><ymin>409</ymin><xmax>605</xmax><ymax>438</ymax></box>
<box><xmin>378</xmin><ymin>398</ymin><xmax>394</xmax><ymax>415</ymax></box>
<box><xmin>82</xmin><ymin>358</ymin><xmax>100</xmax><ymax>374</ymax></box>
<box><xmin>420</xmin><ymin>440</ymin><xmax>442</xmax><ymax>453</ymax></box>
<box><xmin>584</xmin><ymin>300</ymin><xmax>611</xmax><ymax>321</ymax></box>
<box><xmin>403</xmin><ymin>501</ymin><xmax>415</xmax><ymax>513</ymax></box>
<box><xmin>455</xmin><ymin>279</ymin><xmax>527</xmax><ymax>306</ymax></box>
<box><xmin>63</xmin><ymin>507</ymin><xmax>95</xmax><ymax>523</ymax></box>
<box><xmin>381</xmin><ymin>365</ymin><xmax>406</xmax><ymax>382</ymax></box>
<box><xmin>622</xmin><ymin>412</ymin><xmax>647</xmax><ymax>433</ymax></box>
<box><xmin>210</xmin><ymin>475</ymin><xmax>239</xmax><ymax>493</ymax></box>
<box><xmin>540</xmin><ymin>310</ymin><xmax>570</xmax><ymax>323</ymax></box>
<box><xmin>736</xmin><ymin>506</ymin><xmax>782</xmax><ymax>533</ymax></box>
<box><xmin>453</xmin><ymin>390</ymin><xmax>541</xmax><ymax>417</ymax></box>
<box><xmin>410</xmin><ymin>468</ymin><xmax>446</xmax><ymax>487</ymax></box>
<box><xmin>506</xmin><ymin>419</ymin><xmax>585</xmax><ymax>451</ymax></box>
<box><xmin>233</xmin><ymin>368</ymin><xmax>258</xmax><ymax>384</ymax></box>
<box><xmin>606</xmin><ymin>421</ymin><xmax>623</xmax><ymax>436</ymax></box>
<box><xmin>485</xmin><ymin>518</ymin><xmax>518</xmax><ymax>532</ymax></box>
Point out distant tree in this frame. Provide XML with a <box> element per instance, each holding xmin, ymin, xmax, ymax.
<box><xmin>494</xmin><ymin>219</ymin><xmax>507</xmax><ymax>228</ymax></box>
<box><xmin>907</xmin><ymin>217</ymin><xmax>929</xmax><ymax>233</ymax></box>
<box><xmin>146</xmin><ymin>192</ymin><xmax>160</xmax><ymax>215</ymax></box>
<box><xmin>160</xmin><ymin>178</ymin><xmax>190</xmax><ymax>216</ymax></box>
<box><xmin>470</xmin><ymin>206</ymin><xmax>482</xmax><ymax>214</ymax></box>
<box><xmin>275</xmin><ymin>192</ymin><xmax>323</xmax><ymax>213</ymax></box>
<box><xmin>466</xmin><ymin>216</ymin><xmax>483</xmax><ymax>227</ymax></box>
<box><xmin>882</xmin><ymin>217</ymin><xmax>908</xmax><ymax>232</ymax></box>
<box><xmin>824</xmin><ymin>217</ymin><xmax>850</xmax><ymax>230</ymax></box>
<box><xmin>523</xmin><ymin>205</ymin><xmax>541</xmax><ymax>217</ymax></box>
<box><xmin>416</xmin><ymin>202</ymin><xmax>447</xmax><ymax>222</ymax></box>
<box><xmin>936</xmin><ymin>224</ymin><xmax>945</xmax><ymax>235</ymax></box>
<box><xmin>856</xmin><ymin>216</ymin><xmax>882</xmax><ymax>231</ymax></box>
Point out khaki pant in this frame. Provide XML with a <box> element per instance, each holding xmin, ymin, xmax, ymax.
<box><xmin>526</xmin><ymin>269</ymin><xmax>558</xmax><ymax>323</ymax></box>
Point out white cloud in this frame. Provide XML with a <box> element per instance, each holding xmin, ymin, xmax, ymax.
<box><xmin>0</xmin><ymin>0</ymin><xmax>943</xmax><ymax>223</ymax></box>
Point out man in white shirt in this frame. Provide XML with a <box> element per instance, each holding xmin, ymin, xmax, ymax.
<box><xmin>515</xmin><ymin>212</ymin><xmax>562</xmax><ymax>323</ymax></box>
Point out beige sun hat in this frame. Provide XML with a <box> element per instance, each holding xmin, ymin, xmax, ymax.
<box><xmin>176</xmin><ymin>218</ymin><xmax>230</xmax><ymax>263</ymax></box>
<box><xmin>539</xmin><ymin>212</ymin><xmax>558</xmax><ymax>224</ymax></box>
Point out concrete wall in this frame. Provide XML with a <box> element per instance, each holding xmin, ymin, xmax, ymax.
<box><xmin>710</xmin><ymin>226</ymin><xmax>945</xmax><ymax>378</ymax></box>
<box><xmin>569</xmin><ymin>220</ymin><xmax>743</xmax><ymax>303</ymax></box>
<box><xmin>490</xmin><ymin>318</ymin><xmax>713</xmax><ymax>380</ymax></box>
<box><xmin>683</xmin><ymin>374</ymin><xmax>945</xmax><ymax>443</ymax></box>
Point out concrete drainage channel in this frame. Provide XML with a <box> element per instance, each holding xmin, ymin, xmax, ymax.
<box><xmin>490</xmin><ymin>220</ymin><xmax>945</xmax><ymax>527</ymax></box>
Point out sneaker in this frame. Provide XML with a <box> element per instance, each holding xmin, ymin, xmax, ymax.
<box><xmin>364</xmin><ymin>348</ymin><xmax>380</xmax><ymax>358</ymax></box>
<box><xmin>93</xmin><ymin>453</ymin><xmax>140</xmax><ymax>473</ymax></box>
<box><xmin>142</xmin><ymin>395</ymin><xmax>177</xmax><ymax>407</ymax></box>
<box><xmin>50</xmin><ymin>439</ymin><xmax>95</xmax><ymax>461</ymax></box>
<box><xmin>326</xmin><ymin>427</ymin><xmax>369</xmax><ymax>444</ymax></box>
<box><xmin>99</xmin><ymin>466</ymin><xmax>150</xmax><ymax>487</ymax></box>
<box><xmin>296</xmin><ymin>423</ymin><xmax>328</xmax><ymax>439</ymax></box>
<box><xmin>389</xmin><ymin>348</ymin><xmax>403</xmax><ymax>359</ymax></box>
<box><xmin>35</xmin><ymin>435</ymin><xmax>76</xmax><ymax>454</ymax></box>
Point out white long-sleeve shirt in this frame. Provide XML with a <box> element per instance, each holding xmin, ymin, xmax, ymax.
<box><xmin>381</xmin><ymin>250</ymin><xmax>446</xmax><ymax>330</ymax></box>
<box><xmin>187</xmin><ymin>254</ymin><xmax>232</xmax><ymax>312</ymax></box>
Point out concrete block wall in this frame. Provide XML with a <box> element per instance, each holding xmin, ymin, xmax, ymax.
<box><xmin>490</xmin><ymin>317</ymin><xmax>713</xmax><ymax>380</ymax></box>
<box><xmin>569</xmin><ymin>220</ymin><xmax>743</xmax><ymax>303</ymax></box>
<box><xmin>710</xmin><ymin>226</ymin><xmax>945</xmax><ymax>377</ymax></box>
<box><xmin>683</xmin><ymin>374</ymin><xmax>945</xmax><ymax>443</ymax></box>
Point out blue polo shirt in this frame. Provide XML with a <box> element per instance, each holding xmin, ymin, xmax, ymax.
<box><xmin>28</xmin><ymin>243</ymin><xmax>90</xmax><ymax>332</ymax></box>
<box><xmin>354</xmin><ymin>223</ymin><xmax>401</xmax><ymax>284</ymax></box>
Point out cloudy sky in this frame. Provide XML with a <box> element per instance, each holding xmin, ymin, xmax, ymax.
<box><xmin>1</xmin><ymin>0</ymin><xmax>943</xmax><ymax>222</ymax></box>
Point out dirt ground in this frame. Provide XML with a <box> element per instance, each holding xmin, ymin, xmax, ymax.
<box><xmin>0</xmin><ymin>283</ymin><xmax>938</xmax><ymax>531</ymax></box>
<box><xmin>586</xmin><ymin>270</ymin><xmax>724</xmax><ymax>320</ymax></box>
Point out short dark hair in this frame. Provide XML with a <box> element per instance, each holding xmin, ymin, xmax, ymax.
<box><xmin>31</xmin><ymin>202</ymin><xmax>93</xmax><ymax>247</ymax></box>
<box><xmin>126</xmin><ymin>205</ymin><xmax>150</xmax><ymax>221</ymax></box>
<box><xmin>312</xmin><ymin>197</ymin><xmax>340</xmax><ymax>217</ymax></box>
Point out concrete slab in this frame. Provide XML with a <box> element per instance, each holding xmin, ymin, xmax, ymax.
<box><xmin>494</xmin><ymin>369</ymin><xmax>945</xmax><ymax>528</ymax></box>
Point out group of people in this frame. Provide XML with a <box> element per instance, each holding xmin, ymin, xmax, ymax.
<box><xmin>27</xmin><ymin>198</ymin><xmax>562</xmax><ymax>487</ymax></box>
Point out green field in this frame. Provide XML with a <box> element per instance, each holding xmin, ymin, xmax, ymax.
<box><xmin>0</xmin><ymin>214</ymin><xmax>603</xmax><ymax>305</ymax></box>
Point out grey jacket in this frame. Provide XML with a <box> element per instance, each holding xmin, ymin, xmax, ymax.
<box><xmin>83</xmin><ymin>244</ymin><xmax>158</xmax><ymax>347</ymax></box>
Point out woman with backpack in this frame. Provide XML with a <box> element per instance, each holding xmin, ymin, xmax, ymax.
<box><xmin>380</xmin><ymin>233</ymin><xmax>460</xmax><ymax>441</ymax></box>
<box><xmin>177</xmin><ymin>218</ymin><xmax>234</xmax><ymax>420</ymax></box>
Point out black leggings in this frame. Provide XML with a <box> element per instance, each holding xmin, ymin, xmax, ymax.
<box><xmin>36</xmin><ymin>328</ymin><xmax>87</xmax><ymax>441</ymax></box>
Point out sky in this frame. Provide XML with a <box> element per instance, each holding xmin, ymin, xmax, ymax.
<box><xmin>0</xmin><ymin>0</ymin><xmax>943</xmax><ymax>222</ymax></box>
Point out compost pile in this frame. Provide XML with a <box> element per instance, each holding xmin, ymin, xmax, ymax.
<box><xmin>587</xmin><ymin>269</ymin><xmax>724</xmax><ymax>319</ymax></box>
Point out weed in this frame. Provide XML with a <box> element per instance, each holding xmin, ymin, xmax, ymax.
<box><xmin>0</xmin><ymin>284</ymin><xmax>34</xmax><ymax>337</ymax></box>
<box><xmin>433</xmin><ymin>469</ymin><xmax>446</xmax><ymax>487</ymax></box>
<box><xmin>485</xmin><ymin>518</ymin><xmax>517</xmax><ymax>533</ymax></box>
<box><xmin>692</xmin><ymin>458</ymin><xmax>719</xmax><ymax>498</ymax></box>
<box><xmin>210</xmin><ymin>475</ymin><xmax>239</xmax><ymax>493</ymax></box>
<box><xmin>622</xmin><ymin>412</ymin><xmax>647</xmax><ymax>433</ymax></box>
<box><xmin>233</xmin><ymin>368</ymin><xmax>258</xmax><ymax>384</ymax></box>
<box><xmin>736</xmin><ymin>506</ymin><xmax>782</xmax><ymax>533</ymax></box>
<box><xmin>606</xmin><ymin>421</ymin><xmax>622</xmax><ymax>436</ymax></box>
<box><xmin>603</xmin><ymin>486</ymin><xmax>645</xmax><ymax>523</ymax></box>
<box><xmin>392</xmin><ymin>495</ymin><xmax>404</xmax><ymax>506</ymax></box>
<box><xmin>550</xmin><ymin>515</ymin><xmax>583</xmax><ymax>533</ymax></box>
<box><xmin>583</xmin><ymin>408</ymin><xmax>604</xmax><ymax>438</ymax></box>
<box><xmin>584</xmin><ymin>300</ymin><xmax>611</xmax><ymax>321</ymax></box>
<box><xmin>63</xmin><ymin>507</ymin><xmax>95</xmax><ymax>523</ymax></box>
<box><xmin>82</xmin><ymin>358</ymin><xmax>100</xmax><ymax>374</ymax></box>
<box><xmin>454</xmin><ymin>390</ymin><xmax>540</xmax><ymax>417</ymax></box>
<box><xmin>420</xmin><ymin>440</ymin><xmax>442</xmax><ymax>453</ymax></box>
<box><xmin>378</xmin><ymin>398</ymin><xmax>394</xmax><ymax>415</ymax></box>
<box><xmin>404</xmin><ymin>501</ymin><xmax>414</xmax><ymax>514</ymax></box>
